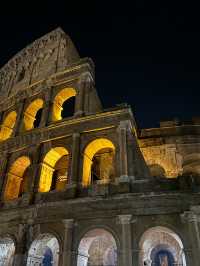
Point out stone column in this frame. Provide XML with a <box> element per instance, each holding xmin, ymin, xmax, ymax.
<box><xmin>74</xmin><ymin>72</ymin><xmax>92</xmax><ymax>117</ymax></box>
<box><xmin>0</xmin><ymin>154</ymin><xmax>8</xmax><ymax>195</ymax></box>
<box><xmin>13</xmin><ymin>224</ymin><xmax>28</xmax><ymax>266</ymax></box>
<box><xmin>14</xmin><ymin>100</ymin><xmax>25</xmax><ymax>135</ymax></box>
<box><xmin>70</xmin><ymin>133</ymin><xmax>80</xmax><ymax>185</ymax></box>
<box><xmin>181</xmin><ymin>211</ymin><xmax>200</xmax><ymax>266</ymax></box>
<box><xmin>61</xmin><ymin>219</ymin><xmax>74</xmax><ymax>266</ymax></box>
<box><xmin>118</xmin><ymin>214</ymin><xmax>133</xmax><ymax>266</ymax></box>
<box><xmin>117</xmin><ymin>121</ymin><xmax>130</xmax><ymax>180</ymax></box>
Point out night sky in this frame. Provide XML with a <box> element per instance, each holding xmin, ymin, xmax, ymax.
<box><xmin>0</xmin><ymin>1</ymin><xmax>199</xmax><ymax>128</ymax></box>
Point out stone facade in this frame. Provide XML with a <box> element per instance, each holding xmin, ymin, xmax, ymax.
<box><xmin>0</xmin><ymin>28</ymin><xmax>199</xmax><ymax>266</ymax></box>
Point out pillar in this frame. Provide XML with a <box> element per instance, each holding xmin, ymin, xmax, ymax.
<box><xmin>13</xmin><ymin>224</ymin><xmax>28</xmax><ymax>266</ymax></box>
<box><xmin>117</xmin><ymin>121</ymin><xmax>130</xmax><ymax>180</ymax></box>
<box><xmin>181</xmin><ymin>211</ymin><xmax>200</xmax><ymax>266</ymax></box>
<box><xmin>70</xmin><ymin>133</ymin><xmax>80</xmax><ymax>185</ymax></box>
<box><xmin>118</xmin><ymin>214</ymin><xmax>133</xmax><ymax>266</ymax></box>
<box><xmin>61</xmin><ymin>219</ymin><xmax>74</xmax><ymax>266</ymax></box>
<box><xmin>0</xmin><ymin>154</ymin><xmax>8</xmax><ymax>195</ymax></box>
<box><xmin>74</xmin><ymin>72</ymin><xmax>91</xmax><ymax>117</ymax></box>
<box><xmin>13</xmin><ymin>100</ymin><xmax>25</xmax><ymax>135</ymax></box>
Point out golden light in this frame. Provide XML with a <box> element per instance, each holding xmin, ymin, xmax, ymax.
<box><xmin>52</xmin><ymin>87</ymin><xmax>76</xmax><ymax>121</ymax></box>
<box><xmin>0</xmin><ymin>111</ymin><xmax>17</xmax><ymax>141</ymax></box>
<box><xmin>4</xmin><ymin>156</ymin><xmax>31</xmax><ymax>201</ymax></box>
<box><xmin>24</xmin><ymin>98</ymin><xmax>44</xmax><ymax>130</ymax></box>
<box><xmin>39</xmin><ymin>147</ymin><xmax>69</xmax><ymax>192</ymax></box>
<box><xmin>82</xmin><ymin>138</ymin><xmax>115</xmax><ymax>186</ymax></box>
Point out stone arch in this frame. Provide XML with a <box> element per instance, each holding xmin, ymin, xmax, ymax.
<box><xmin>39</xmin><ymin>147</ymin><xmax>69</xmax><ymax>192</ymax></box>
<box><xmin>52</xmin><ymin>87</ymin><xmax>76</xmax><ymax>121</ymax></box>
<box><xmin>27</xmin><ymin>233</ymin><xmax>60</xmax><ymax>266</ymax></box>
<box><xmin>82</xmin><ymin>138</ymin><xmax>115</xmax><ymax>186</ymax></box>
<box><xmin>4</xmin><ymin>156</ymin><xmax>31</xmax><ymax>201</ymax></box>
<box><xmin>149</xmin><ymin>164</ymin><xmax>166</xmax><ymax>178</ymax></box>
<box><xmin>77</xmin><ymin>228</ymin><xmax>118</xmax><ymax>266</ymax></box>
<box><xmin>24</xmin><ymin>98</ymin><xmax>44</xmax><ymax>130</ymax></box>
<box><xmin>139</xmin><ymin>226</ymin><xmax>186</xmax><ymax>266</ymax></box>
<box><xmin>0</xmin><ymin>236</ymin><xmax>15</xmax><ymax>266</ymax></box>
<box><xmin>0</xmin><ymin>111</ymin><xmax>17</xmax><ymax>141</ymax></box>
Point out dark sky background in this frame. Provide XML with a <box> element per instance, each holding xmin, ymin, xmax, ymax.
<box><xmin>0</xmin><ymin>1</ymin><xmax>199</xmax><ymax>128</ymax></box>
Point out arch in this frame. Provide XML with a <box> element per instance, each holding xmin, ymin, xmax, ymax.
<box><xmin>0</xmin><ymin>236</ymin><xmax>15</xmax><ymax>266</ymax></box>
<box><xmin>77</xmin><ymin>228</ymin><xmax>118</xmax><ymax>266</ymax></box>
<box><xmin>139</xmin><ymin>226</ymin><xmax>186</xmax><ymax>266</ymax></box>
<box><xmin>82</xmin><ymin>138</ymin><xmax>115</xmax><ymax>186</ymax></box>
<box><xmin>4</xmin><ymin>156</ymin><xmax>31</xmax><ymax>201</ymax></box>
<box><xmin>52</xmin><ymin>87</ymin><xmax>76</xmax><ymax>121</ymax></box>
<box><xmin>39</xmin><ymin>147</ymin><xmax>69</xmax><ymax>192</ymax></box>
<box><xmin>149</xmin><ymin>164</ymin><xmax>166</xmax><ymax>178</ymax></box>
<box><xmin>24</xmin><ymin>98</ymin><xmax>44</xmax><ymax>130</ymax></box>
<box><xmin>0</xmin><ymin>111</ymin><xmax>17</xmax><ymax>141</ymax></box>
<box><xmin>27</xmin><ymin>233</ymin><xmax>59</xmax><ymax>266</ymax></box>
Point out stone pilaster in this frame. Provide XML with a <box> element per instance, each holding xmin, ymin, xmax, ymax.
<box><xmin>118</xmin><ymin>214</ymin><xmax>133</xmax><ymax>266</ymax></box>
<box><xmin>14</xmin><ymin>100</ymin><xmax>25</xmax><ymax>135</ymax></box>
<box><xmin>13</xmin><ymin>223</ymin><xmax>28</xmax><ymax>266</ymax></box>
<box><xmin>181</xmin><ymin>211</ymin><xmax>200</xmax><ymax>266</ymax></box>
<box><xmin>0</xmin><ymin>154</ymin><xmax>8</xmax><ymax>196</ymax></box>
<box><xmin>117</xmin><ymin>121</ymin><xmax>130</xmax><ymax>181</ymax></box>
<box><xmin>61</xmin><ymin>219</ymin><xmax>74</xmax><ymax>266</ymax></box>
<box><xmin>70</xmin><ymin>133</ymin><xmax>80</xmax><ymax>185</ymax></box>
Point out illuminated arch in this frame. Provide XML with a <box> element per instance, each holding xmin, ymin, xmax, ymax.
<box><xmin>24</xmin><ymin>98</ymin><xmax>44</xmax><ymax>130</ymax></box>
<box><xmin>27</xmin><ymin>233</ymin><xmax>59</xmax><ymax>266</ymax></box>
<box><xmin>52</xmin><ymin>87</ymin><xmax>76</xmax><ymax>121</ymax></box>
<box><xmin>0</xmin><ymin>111</ymin><xmax>17</xmax><ymax>141</ymax></box>
<box><xmin>39</xmin><ymin>147</ymin><xmax>69</xmax><ymax>192</ymax></box>
<box><xmin>82</xmin><ymin>138</ymin><xmax>115</xmax><ymax>186</ymax></box>
<box><xmin>139</xmin><ymin>226</ymin><xmax>186</xmax><ymax>266</ymax></box>
<box><xmin>0</xmin><ymin>237</ymin><xmax>15</xmax><ymax>265</ymax></box>
<box><xmin>4</xmin><ymin>156</ymin><xmax>31</xmax><ymax>201</ymax></box>
<box><xmin>77</xmin><ymin>228</ymin><xmax>117</xmax><ymax>266</ymax></box>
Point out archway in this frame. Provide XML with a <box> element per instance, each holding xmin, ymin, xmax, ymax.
<box><xmin>0</xmin><ymin>237</ymin><xmax>15</xmax><ymax>266</ymax></box>
<box><xmin>39</xmin><ymin>147</ymin><xmax>69</xmax><ymax>192</ymax></box>
<box><xmin>52</xmin><ymin>88</ymin><xmax>76</xmax><ymax>121</ymax></box>
<box><xmin>4</xmin><ymin>156</ymin><xmax>31</xmax><ymax>200</ymax></box>
<box><xmin>149</xmin><ymin>164</ymin><xmax>166</xmax><ymax>178</ymax></box>
<box><xmin>27</xmin><ymin>233</ymin><xmax>59</xmax><ymax>266</ymax></box>
<box><xmin>139</xmin><ymin>226</ymin><xmax>186</xmax><ymax>266</ymax></box>
<box><xmin>82</xmin><ymin>138</ymin><xmax>115</xmax><ymax>186</ymax></box>
<box><xmin>0</xmin><ymin>111</ymin><xmax>17</xmax><ymax>141</ymax></box>
<box><xmin>24</xmin><ymin>98</ymin><xmax>44</xmax><ymax>130</ymax></box>
<box><xmin>77</xmin><ymin>228</ymin><xmax>117</xmax><ymax>266</ymax></box>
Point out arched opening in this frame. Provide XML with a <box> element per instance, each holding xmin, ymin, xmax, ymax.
<box><xmin>82</xmin><ymin>138</ymin><xmax>115</xmax><ymax>186</ymax></box>
<box><xmin>0</xmin><ymin>237</ymin><xmax>15</xmax><ymax>266</ymax></box>
<box><xmin>0</xmin><ymin>111</ymin><xmax>17</xmax><ymax>141</ymax></box>
<box><xmin>77</xmin><ymin>228</ymin><xmax>117</xmax><ymax>266</ymax></box>
<box><xmin>39</xmin><ymin>147</ymin><xmax>69</xmax><ymax>192</ymax></box>
<box><xmin>4</xmin><ymin>156</ymin><xmax>31</xmax><ymax>201</ymax></box>
<box><xmin>27</xmin><ymin>233</ymin><xmax>59</xmax><ymax>266</ymax></box>
<box><xmin>149</xmin><ymin>164</ymin><xmax>166</xmax><ymax>178</ymax></box>
<box><xmin>139</xmin><ymin>226</ymin><xmax>186</xmax><ymax>266</ymax></box>
<box><xmin>52</xmin><ymin>88</ymin><xmax>76</xmax><ymax>121</ymax></box>
<box><xmin>24</xmin><ymin>98</ymin><xmax>44</xmax><ymax>130</ymax></box>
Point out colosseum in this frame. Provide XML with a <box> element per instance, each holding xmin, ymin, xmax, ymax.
<box><xmin>0</xmin><ymin>28</ymin><xmax>199</xmax><ymax>266</ymax></box>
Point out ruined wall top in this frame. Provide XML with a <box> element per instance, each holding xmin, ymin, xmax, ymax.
<box><xmin>0</xmin><ymin>28</ymin><xmax>80</xmax><ymax>101</ymax></box>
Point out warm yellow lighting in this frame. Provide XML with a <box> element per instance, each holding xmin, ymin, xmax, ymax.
<box><xmin>39</xmin><ymin>147</ymin><xmax>69</xmax><ymax>192</ymax></box>
<box><xmin>4</xmin><ymin>156</ymin><xmax>31</xmax><ymax>201</ymax></box>
<box><xmin>0</xmin><ymin>111</ymin><xmax>17</xmax><ymax>141</ymax></box>
<box><xmin>82</xmin><ymin>138</ymin><xmax>115</xmax><ymax>186</ymax></box>
<box><xmin>52</xmin><ymin>88</ymin><xmax>76</xmax><ymax>121</ymax></box>
<box><xmin>24</xmin><ymin>98</ymin><xmax>44</xmax><ymax>130</ymax></box>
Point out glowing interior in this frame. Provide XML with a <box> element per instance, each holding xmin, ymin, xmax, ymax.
<box><xmin>39</xmin><ymin>147</ymin><xmax>69</xmax><ymax>192</ymax></box>
<box><xmin>52</xmin><ymin>88</ymin><xmax>76</xmax><ymax>121</ymax></box>
<box><xmin>82</xmin><ymin>138</ymin><xmax>115</xmax><ymax>186</ymax></box>
<box><xmin>0</xmin><ymin>111</ymin><xmax>17</xmax><ymax>141</ymax></box>
<box><xmin>4</xmin><ymin>156</ymin><xmax>31</xmax><ymax>201</ymax></box>
<box><xmin>24</xmin><ymin>98</ymin><xmax>44</xmax><ymax>130</ymax></box>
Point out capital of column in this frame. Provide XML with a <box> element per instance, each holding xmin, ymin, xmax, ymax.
<box><xmin>180</xmin><ymin>211</ymin><xmax>200</xmax><ymax>223</ymax></box>
<box><xmin>118</xmin><ymin>214</ymin><xmax>132</xmax><ymax>225</ymax></box>
<box><xmin>62</xmin><ymin>219</ymin><xmax>74</xmax><ymax>229</ymax></box>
